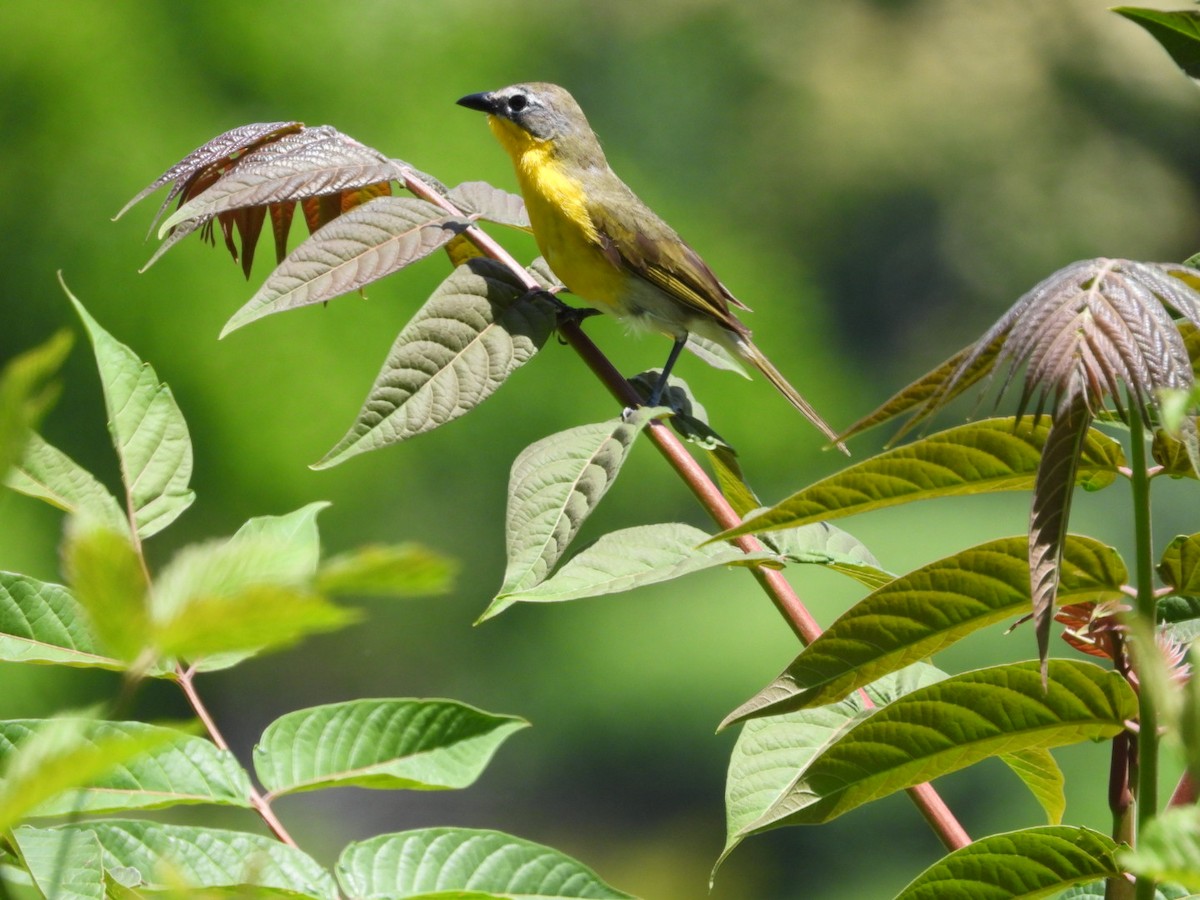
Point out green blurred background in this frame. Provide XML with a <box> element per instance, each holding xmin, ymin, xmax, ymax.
<box><xmin>3</xmin><ymin>2</ymin><xmax>1200</xmax><ymax>897</ymax></box>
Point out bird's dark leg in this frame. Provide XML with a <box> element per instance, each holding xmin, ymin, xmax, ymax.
<box><xmin>648</xmin><ymin>335</ymin><xmax>688</xmax><ymax>406</ymax></box>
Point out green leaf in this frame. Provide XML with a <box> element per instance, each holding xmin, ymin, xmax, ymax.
<box><xmin>715</xmin><ymin>418</ymin><xmax>1124</xmax><ymax>542</ymax></box>
<box><xmin>316</xmin><ymin>543</ymin><xmax>457</xmax><ymax>597</ymax></box>
<box><xmin>483</xmin><ymin>523</ymin><xmax>777</xmax><ymax>620</ymax></box>
<box><xmin>1057</xmin><ymin>884</ymin><xmax>1188</xmax><ymax>900</ymax></box>
<box><xmin>254</xmin><ymin>699</ymin><xmax>527</xmax><ymax>797</ymax></box>
<box><xmin>1121</xmin><ymin>805</ymin><xmax>1200</xmax><ymax>890</ymax></box>
<box><xmin>760</xmin><ymin>520</ymin><xmax>892</xmax><ymax>589</ymax></box>
<box><xmin>67</xmin><ymin>285</ymin><xmax>194</xmax><ymax>538</ymax></box>
<box><xmin>11</xmin><ymin>824</ymin><xmax>104</xmax><ymax>900</ymax></box>
<box><xmin>894</xmin><ymin>825</ymin><xmax>1121</xmax><ymax>899</ymax></box>
<box><xmin>0</xmin><ymin>720</ymin><xmax>250</xmax><ymax>816</ymax></box>
<box><xmin>447</xmin><ymin>181</ymin><xmax>530</xmax><ymax>229</ymax></box>
<box><xmin>739</xmin><ymin>660</ymin><xmax>1134</xmax><ymax>832</ymax></box>
<box><xmin>221</xmin><ymin>197</ymin><xmax>467</xmax><ymax>336</ymax></box>
<box><xmin>0</xmin><ymin>716</ymin><xmax>181</xmax><ymax>832</ymax></box>
<box><xmin>61</xmin><ymin>523</ymin><xmax>149</xmax><ymax>663</ymax></box>
<box><xmin>0</xmin><ymin>330</ymin><xmax>71</xmax><ymax>482</ymax></box>
<box><xmin>315</xmin><ymin>259</ymin><xmax>557</xmax><ymax>467</ymax></box>
<box><xmin>34</xmin><ymin>820</ymin><xmax>338</xmax><ymax>899</ymax></box>
<box><xmin>5</xmin><ymin>434</ymin><xmax>127</xmax><ymax>533</ymax></box>
<box><xmin>149</xmin><ymin>502</ymin><xmax>355</xmax><ymax>660</ymax></box>
<box><xmin>335</xmin><ymin>828</ymin><xmax>636</xmax><ymax>899</ymax></box>
<box><xmin>1159</xmin><ymin>533</ymin><xmax>1200</xmax><ymax>598</ymax></box>
<box><xmin>1115</xmin><ymin>8</ymin><xmax>1200</xmax><ymax>80</ymax></box>
<box><xmin>999</xmin><ymin>748</ymin><xmax>1066</xmax><ymax>826</ymax></box>
<box><xmin>0</xmin><ymin>571</ymin><xmax>122</xmax><ymax>669</ymax></box>
<box><xmin>494</xmin><ymin>415</ymin><xmax>649</xmax><ymax>602</ymax></box>
<box><xmin>723</xmin><ymin>535</ymin><xmax>1126</xmax><ymax>725</ymax></box>
<box><xmin>719</xmin><ymin>663</ymin><xmax>945</xmax><ymax>872</ymax></box>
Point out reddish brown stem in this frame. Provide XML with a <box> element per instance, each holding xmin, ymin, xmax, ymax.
<box><xmin>399</xmin><ymin>164</ymin><xmax>970</xmax><ymax>851</ymax></box>
<box><xmin>175</xmin><ymin>665</ymin><xmax>298</xmax><ymax>847</ymax></box>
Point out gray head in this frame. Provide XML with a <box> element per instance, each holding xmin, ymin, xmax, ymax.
<box><xmin>457</xmin><ymin>82</ymin><xmax>592</xmax><ymax>143</ymax></box>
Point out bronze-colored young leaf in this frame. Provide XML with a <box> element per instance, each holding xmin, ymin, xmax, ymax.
<box><xmin>1029</xmin><ymin>395</ymin><xmax>1092</xmax><ymax>683</ymax></box>
<box><xmin>221</xmin><ymin>197</ymin><xmax>468</xmax><ymax>335</ymax></box>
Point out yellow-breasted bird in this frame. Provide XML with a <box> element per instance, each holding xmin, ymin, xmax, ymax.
<box><xmin>457</xmin><ymin>82</ymin><xmax>845</xmax><ymax>452</ymax></box>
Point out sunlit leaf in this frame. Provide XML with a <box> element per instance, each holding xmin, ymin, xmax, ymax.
<box><xmin>1120</xmin><ymin>805</ymin><xmax>1200</xmax><ymax>889</ymax></box>
<box><xmin>718</xmin><ymin>663</ymin><xmax>946</xmax><ymax>871</ymax></box>
<box><xmin>1115</xmin><ymin>8</ymin><xmax>1200</xmax><ymax>80</ymax></box>
<box><xmin>1000</xmin><ymin>748</ymin><xmax>1066</xmax><ymax>826</ymax></box>
<box><xmin>493</xmin><ymin>413</ymin><xmax>650</xmax><ymax>602</ymax></box>
<box><xmin>894</xmin><ymin>826</ymin><xmax>1121</xmax><ymax>900</ymax></box>
<box><xmin>221</xmin><ymin>197</ymin><xmax>467</xmax><ymax>336</ymax></box>
<box><xmin>31</xmin><ymin>820</ymin><xmax>338</xmax><ymax>899</ymax></box>
<box><xmin>315</xmin><ymin>259</ymin><xmax>558</xmax><ymax>467</ymax></box>
<box><xmin>254</xmin><ymin>699</ymin><xmax>527</xmax><ymax>797</ymax></box>
<box><xmin>716</xmin><ymin>418</ymin><xmax>1124</xmax><ymax>542</ymax></box>
<box><xmin>11</xmin><ymin>824</ymin><xmax>104</xmax><ymax>900</ymax></box>
<box><xmin>67</xmin><ymin>285</ymin><xmax>194</xmax><ymax>538</ymax></box>
<box><xmin>336</xmin><ymin>828</ymin><xmax>635</xmax><ymax>900</ymax></box>
<box><xmin>482</xmin><ymin>523</ymin><xmax>778</xmax><ymax>619</ymax></box>
<box><xmin>739</xmin><ymin>660</ymin><xmax>1134</xmax><ymax>832</ymax></box>
<box><xmin>0</xmin><ymin>716</ymin><xmax>181</xmax><ymax>832</ymax></box>
<box><xmin>447</xmin><ymin>181</ymin><xmax>530</xmax><ymax>229</ymax></box>
<box><xmin>61</xmin><ymin>523</ymin><xmax>149</xmax><ymax>663</ymax></box>
<box><xmin>5</xmin><ymin>433</ymin><xmax>126</xmax><ymax>533</ymax></box>
<box><xmin>0</xmin><ymin>330</ymin><xmax>71</xmax><ymax>483</ymax></box>
<box><xmin>722</xmin><ymin>535</ymin><xmax>1126</xmax><ymax>725</ymax></box>
<box><xmin>760</xmin><ymin>520</ymin><xmax>891</xmax><ymax>589</ymax></box>
<box><xmin>0</xmin><ymin>720</ymin><xmax>250</xmax><ymax>816</ymax></box>
<box><xmin>0</xmin><ymin>571</ymin><xmax>122</xmax><ymax>670</ymax></box>
<box><xmin>315</xmin><ymin>544</ymin><xmax>457</xmax><ymax>598</ymax></box>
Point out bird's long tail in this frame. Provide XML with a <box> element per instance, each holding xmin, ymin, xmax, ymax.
<box><xmin>737</xmin><ymin>338</ymin><xmax>849</xmax><ymax>454</ymax></box>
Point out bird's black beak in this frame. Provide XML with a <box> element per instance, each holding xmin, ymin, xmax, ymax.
<box><xmin>457</xmin><ymin>92</ymin><xmax>499</xmax><ymax>114</ymax></box>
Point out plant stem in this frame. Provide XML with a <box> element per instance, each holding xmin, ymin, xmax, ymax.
<box><xmin>1127</xmin><ymin>412</ymin><xmax>1158</xmax><ymax>900</ymax></box>
<box><xmin>402</xmin><ymin>166</ymin><xmax>970</xmax><ymax>852</ymax></box>
<box><xmin>175</xmin><ymin>665</ymin><xmax>298</xmax><ymax>848</ymax></box>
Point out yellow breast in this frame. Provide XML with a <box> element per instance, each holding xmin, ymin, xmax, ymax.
<box><xmin>487</xmin><ymin>117</ymin><xmax>626</xmax><ymax>310</ymax></box>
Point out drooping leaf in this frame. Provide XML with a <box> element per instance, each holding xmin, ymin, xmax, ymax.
<box><xmin>1115</xmin><ymin>8</ymin><xmax>1200</xmax><ymax>81</ymax></box>
<box><xmin>158</xmin><ymin>125</ymin><xmax>396</xmax><ymax>235</ymax></box>
<box><xmin>221</xmin><ymin>197</ymin><xmax>468</xmax><ymax>336</ymax></box>
<box><xmin>11</xmin><ymin>824</ymin><xmax>104</xmax><ymax>900</ymax></box>
<box><xmin>894</xmin><ymin>825</ymin><xmax>1121</xmax><ymax>900</ymax></box>
<box><xmin>447</xmin><ymin>181</ymin><xmax>530</xmax><ymax>230</ymax></box>
<box><xmin>715</xmin><ymin>418</ymin><xmax>1124</xmax><ymax>542</ymax></box>
<box><xmin>999</xmin><ymin>748</ymin><xmax>1066</xmax><ymax>826</ymax></box>
<box><xmin>0</xmin><ymin>330</ymin><xmax>71</xmax><ymax>482</ymax></box>
<box><xmin>722</xmin><ymin>535</ymin><xmax>1126</xmax><ymax>725</ymax></box>
<box><xmin>482</xmin><ymin>523</ymin><xmax>778</xmax><ymax>620</ymax></box>
<box><xmin>738</xmin><ymin>660</ymin><xmax>1134</xmax><ymax>833</ymax></box>
<box><xmin>0</xmin><ymin>716</ymin><xmax>181</xmax><ymax>832</ymax></box>
<box><xmin>1120</xmin><ymin>805</ymin><xmax>1200</xmax><ymax>889</ymax></box>
<box><xmin>0</xmin><ymin>720</ymin><xmax>250</xmax><ymax>816</ymax></box>
<box><xmin>0</xmin><ymin>571</ymin><xmax>122</xmax><ymax>670</ymax></box>
<box><xmin>67</xmin><ymin>285</ymin><xmax>194</xmax><ymax>538</ymax></box>
<box><xmin>493</xmin><ymin>414</ymin><xmax>650</xmax><ymax>602</ymax></box>
<box><xmin>5</xmin><ymin>433</ymin><xmax>127</xmax><ymax>533</ymax></box>
<box><xmin>1029</xmin><ymin>396</ymin><xmax>1092</xmax><ymax>683</ymax></box>
<box><xmin>254</xmin><ymin>699</ymin><xmax>527</xmax><ymax>797</ymax></box>
<box><xmin>315</xmin><ymin>544</ymin><xmax>457</xmax><ymax>598</ymax></box>
<box><xmin>709</xmin><ymin>444</ymin><xmax>759</xmax><ymax>518</ymax></box>
<box><xmin>32</xmin><ymin>820</ymin><xmax>338</xmax><ymax>900</ymax></box>
<box><xmin>335</xmin><ymin>828</ymin><xmax>635</xmax><ymax>900</ymax></box>
<box><xmin>759</xmin><ymin>520</ymin><xmax>892</xmax><ymax>589</ymax></box>
<box><xmin>718</xmin><ymin>663</ymin><xmax>946</xmax><ymax>871</ymax></box>
<box><xmin>315</xmin><ymin>259</ymin><xmax>558</xmax><ymax>467</ymax></box>
<box><xmin>61</xmin><ymin>523</ymin><xmax>149</xmax><ymax>664</ymax></box>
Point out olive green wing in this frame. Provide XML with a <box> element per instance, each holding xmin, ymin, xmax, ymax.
<box><xmin>585</xmin><ymin>182</ymin><xmax>751</xmax><ymax>328</ymax></box>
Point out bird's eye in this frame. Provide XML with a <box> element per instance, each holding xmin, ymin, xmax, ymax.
<box><xmin>507</xmin><ymin>94</ymin><xmax>528</xmax><ymax>113</ymax></box>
